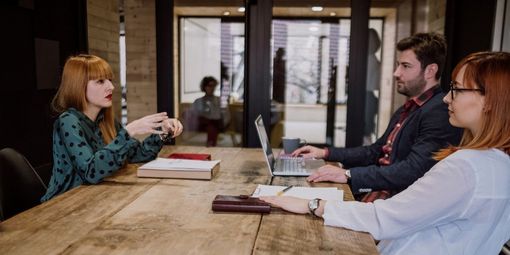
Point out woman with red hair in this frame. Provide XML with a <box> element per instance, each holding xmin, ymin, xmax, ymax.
<box><xmin>42</xmin><ymin>54</ymin><xmax>183</xmax><ymax>201</ymax></box>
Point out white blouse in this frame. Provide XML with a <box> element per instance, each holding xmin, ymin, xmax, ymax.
<box><xmin>323</xmin><ymin>149</ymin><xmax>510</xmax><ymax>255</ymax></box>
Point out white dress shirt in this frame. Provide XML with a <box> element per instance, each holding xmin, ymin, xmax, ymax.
<box><xmin>323</xmin><ymin>149</ymin><xmax>510</xmax><ymax>255</ymax></box>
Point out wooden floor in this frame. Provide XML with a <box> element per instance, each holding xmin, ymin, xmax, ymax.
<box><xmin>0</xmin><ymin>146</ymin><xmax>378</xmax><ymax>255</ymax></box>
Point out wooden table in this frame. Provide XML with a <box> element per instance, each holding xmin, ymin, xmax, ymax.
<box><xmin>0</xmin><ymin>146</ymin><xmax>378</xmax><ymax>255</ymax></box>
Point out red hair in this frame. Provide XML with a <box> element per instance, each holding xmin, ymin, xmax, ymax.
<box><xmin>52</xmin><ymin>54</ymin><xmax>117</xmax><ymax>144</ymax></box>
<box><xmin>435</xmin><ymin>52</ymin><xmax>510</xmax><ymax>159</ymax></box>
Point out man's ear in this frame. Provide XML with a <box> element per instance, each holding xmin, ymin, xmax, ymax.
<box><xmin>424</xmin><ymin>63</ymin><xmax>438</xmax><ymax>80</ymax></box>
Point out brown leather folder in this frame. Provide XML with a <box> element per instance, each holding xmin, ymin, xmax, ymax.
<box><xmin>212</xmin><ymin>195</ymin><xmax>271</xmax><ymax>213</ymax></box>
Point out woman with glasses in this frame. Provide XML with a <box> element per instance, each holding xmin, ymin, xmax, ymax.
<box><xmin>41</xmin><ymin>54</ymin><xmax>183</xmax><ymax>201</ymax></box>
<box><xmin>261</xmin><ymin>51</ymin><xmax>510</xmax><ymax>254</ymax></box>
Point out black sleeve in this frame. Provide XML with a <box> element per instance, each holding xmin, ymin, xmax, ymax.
<box><xmin>325</xmin><ymin>109</ymin><xmax>401</xmax><ymax>167</ymax></box>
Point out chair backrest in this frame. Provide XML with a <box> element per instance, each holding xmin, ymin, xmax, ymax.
<box><xmin>502</xmin><ymin>239</ymin><xmax>510</xmax><ymax>255</ymax></box>
<box><xmin>0</xmin><ymin>148</ymin><xmax>47</xmax><ymax>221</ymax></box>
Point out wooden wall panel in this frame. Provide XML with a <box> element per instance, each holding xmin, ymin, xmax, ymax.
<box><xmin>124</xmin><ymin>0</ymin><xmax>158</xmax><ymax>122</ymax></box>
<box><xmin>87</xmin><ymin>0</ymin><xmax>121</xmax><ymax>118</ymax></box>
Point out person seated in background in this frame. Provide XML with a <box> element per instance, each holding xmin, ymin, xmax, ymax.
<box><xmin>292</xmin><ymin>33</ymin><xmax>462</xmax><ymax>201</ymax></box>
<box><xmin>192</xmin><ymin>76</ymin><xmax>229</xmax><ymax>147</ymax></box>
<box><xmin>41</xmin><ymin>54</ymin><xmax>183</xmax><ymax>201</ymax></box>
<box><xmin>262</xmin><ymin>51</ymin><xmax>510</xmax><ymax>255</ymax></box>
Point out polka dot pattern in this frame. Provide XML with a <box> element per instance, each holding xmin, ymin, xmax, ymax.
<box><xmin>41</xmin><ymin>108</ymin><xmax>163</xmax><ymax>202</ymax></box>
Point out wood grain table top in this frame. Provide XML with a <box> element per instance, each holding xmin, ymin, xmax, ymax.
<box><xmin>0</xmin><ymin>146</ymin><xmax>378</xmax><ymax>255</ymax></box>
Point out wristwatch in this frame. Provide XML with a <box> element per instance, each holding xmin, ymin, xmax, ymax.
<box><xmin>308</xmin><ymin>198</ymin><xmax>322</xmax><ymax>216</ymax></box>
<box><xmin>345</xmin><ymin>169</ymin><xmax>351</xmax><ymax>179</ymax></box>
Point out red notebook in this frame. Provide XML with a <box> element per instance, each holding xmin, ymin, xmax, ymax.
<box><xmin>167</xmin><ymin>153</ymin><xmax>211</xmax><ymax>161</ymax></box>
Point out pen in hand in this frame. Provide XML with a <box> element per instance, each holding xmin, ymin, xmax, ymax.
<box><xmin>277</xmin><ymin>185</ymin><xmax>294</xmax><ymax>196</ymax></box>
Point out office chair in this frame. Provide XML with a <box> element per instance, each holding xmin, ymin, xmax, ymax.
<box><xmin>502</xmin><ymin>240</ymin><xmax>510</xmax><ymax>255</ymax></box>
<box><xmin>0</xmin><ymin>148</ymin><xmax>47</xmax><ymax>221</ymax></box>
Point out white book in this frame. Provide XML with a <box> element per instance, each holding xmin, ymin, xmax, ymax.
<box><xmin>137</xmin><ymin>158</ymin><xmax>220</xmax><ymax>180</ymax></box>
<box><xmin>251</xmin><ymin>184</ymin><xmax>344</xmax><ymax>201</ymax></box>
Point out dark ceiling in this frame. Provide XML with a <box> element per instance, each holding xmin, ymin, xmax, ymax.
<box><xmin>174</xmin><ymin>0</ymin><xmax>405</xmax><ymax>8</ymax></box>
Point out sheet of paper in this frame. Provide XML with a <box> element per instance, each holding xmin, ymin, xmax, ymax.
<box><xmin>140</xmin><ymin>158</ymin><xmax>220</xmax><ymax>171</ymax></box>
<box><xmin>251</xmin><ymin>184</ymin><xmax>344</xmax><ymax>201</ymax></box>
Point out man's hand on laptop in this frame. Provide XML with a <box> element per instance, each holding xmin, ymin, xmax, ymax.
<box><xmin>291</xmin><ymin>145</ymin><xmax>325</xmax><ymax>159</ymax></box>
<box><xmin>306</xmin><ymin>165</ymin><xmax>348</xmax><ymax>183</ymax></box>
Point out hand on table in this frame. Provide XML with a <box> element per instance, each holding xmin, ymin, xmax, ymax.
<box><xmin>259</xmin><ymin>196</ymin><xmax>310</xmax><ymax>214</ymax></box>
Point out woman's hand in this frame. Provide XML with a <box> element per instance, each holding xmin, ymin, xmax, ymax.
<box><xmin>125</xmin><ymin>112</ymin><xmax>169</xmax><ymax>137</ymax></box>
<box><xmin>259</xmin><ymin>196</ymin><xmax>310</xmax><ymax>214</ymax></box>
<box><xmin>291</xmin><ymin>145</ymin><xmax>326</xmax><ymax>159</ymax></box>
<box><xmin>161</xmin><ymin>118</ymin><xmax>183</xmax><ymax>138</ymax></box>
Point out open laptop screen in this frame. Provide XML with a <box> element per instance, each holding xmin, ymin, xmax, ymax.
<box><xmin>254</xmin><ymin>115</ymin><xmax>275</xmax><ymax>171</ymax></box>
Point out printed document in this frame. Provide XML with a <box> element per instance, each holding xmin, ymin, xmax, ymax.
<box><xmin>251</xmin><ymin>184</ymin><xmax>344</xmax><ymax>201</ymax></box>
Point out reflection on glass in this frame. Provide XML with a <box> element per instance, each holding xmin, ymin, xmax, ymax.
<box><xmin>271</xmin><ymin>18</ymin><xmax>383</xmax><ymax>147</ymax></box>
<box><xmin>272</xmin><ymin>20</ymin><xmax>336</xmax><ymax>104</ymax></box>
<box><xmin>178</xmin><ymin>17</ymin><xmax>244</xmax><ymax>147</ymax></box>
<box><xmin>364</xmin><ymin>28</ymin><xmax>382</xmax><ymax>145</ymax></box>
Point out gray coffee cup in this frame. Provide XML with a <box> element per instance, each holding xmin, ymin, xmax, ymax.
<box><xmin>282</xmin><ymin>137</ymin><xmax>307</xmax><ymax>154</ymax></box>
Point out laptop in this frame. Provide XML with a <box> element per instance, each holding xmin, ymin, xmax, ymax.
<box><xmin>254</xmin><ymin>115</ymin><xmax>325</xmax><ymax>176</ymax></box>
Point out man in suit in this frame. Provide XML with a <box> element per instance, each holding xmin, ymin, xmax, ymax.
<box><xmin>292</xmin><ymin>33</ymin><xmax>463</xmax><ymax>201</ymax></box>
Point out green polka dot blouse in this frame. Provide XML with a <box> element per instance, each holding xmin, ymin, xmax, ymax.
<box><xmin>41</xmin><ymin>108</ymin><xmax>163</xmax><ymax>201</ymax></box>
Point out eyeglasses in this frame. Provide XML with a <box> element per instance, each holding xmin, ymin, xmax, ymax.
<box><xmin>449</xmin><ymin>81</ymin><xmax>484</xmax><ymax>100</ymax></box>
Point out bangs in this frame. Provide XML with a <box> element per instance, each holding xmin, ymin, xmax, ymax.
<box><xmin>87</xmin><ymin>58</ymin><xmax>114</xmax><ymax>81</ymax></box>
<box><xmin>451</xmin><ymin>58</ymin><xmax>480</xmax><ymax>90</ymax></box>
<box><xmin>461</xmin><ymin>64</ymin><xmax>479</xmax><ymax>89</ymax></box>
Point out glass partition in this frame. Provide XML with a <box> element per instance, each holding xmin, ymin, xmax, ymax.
<box><xmin>173</xmin><ymin>2</ymin><xmax>391</xmax><ymax>148</ymax></box>
<box><xmin>177</xmin><ymin>16</ymin><xmax>245</xmax><ymax>147</ymax></box>
<box><xmin>270</xmin><ymin>16</ymin><xmax>383</xmax><ymax>148</ymax></box>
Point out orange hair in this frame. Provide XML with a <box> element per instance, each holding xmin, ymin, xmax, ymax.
<box><xmin>52</xmin><ymin>54</ymin><xmax>117</xmax><ymax>144</ymax></box>
<box><xmin>435</xmin><ymin>52</ymin><xmax>510</xmax><ymax>160</ymax></box>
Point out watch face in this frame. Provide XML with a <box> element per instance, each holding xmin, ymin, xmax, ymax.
<box><xmin>309</xmin><ymin>198</ymin><xmax>319</xmax><ymax>210</ymax></box>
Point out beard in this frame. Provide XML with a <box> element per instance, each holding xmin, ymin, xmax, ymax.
<box><xmin>396</xmin><ymin>73</ymin><xmax>427</xmax><ymax>97</ymax></box>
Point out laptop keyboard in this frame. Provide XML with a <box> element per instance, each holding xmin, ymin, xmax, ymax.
<box><xmin>275</xmin><ymin>157</ymin><xmax>306</xmax><ymax>172</ymax></box>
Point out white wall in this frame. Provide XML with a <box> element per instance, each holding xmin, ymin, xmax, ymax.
<box><xmin>180</xmin><ymin>18</ymin><xmax>221</xmax><ymax>103</ymax></box>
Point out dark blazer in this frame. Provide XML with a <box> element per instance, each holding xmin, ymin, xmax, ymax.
<box><xmin>327</xmin><ymin>86</ymin><xmax>463</xmax><ymax>194</ymax></box>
